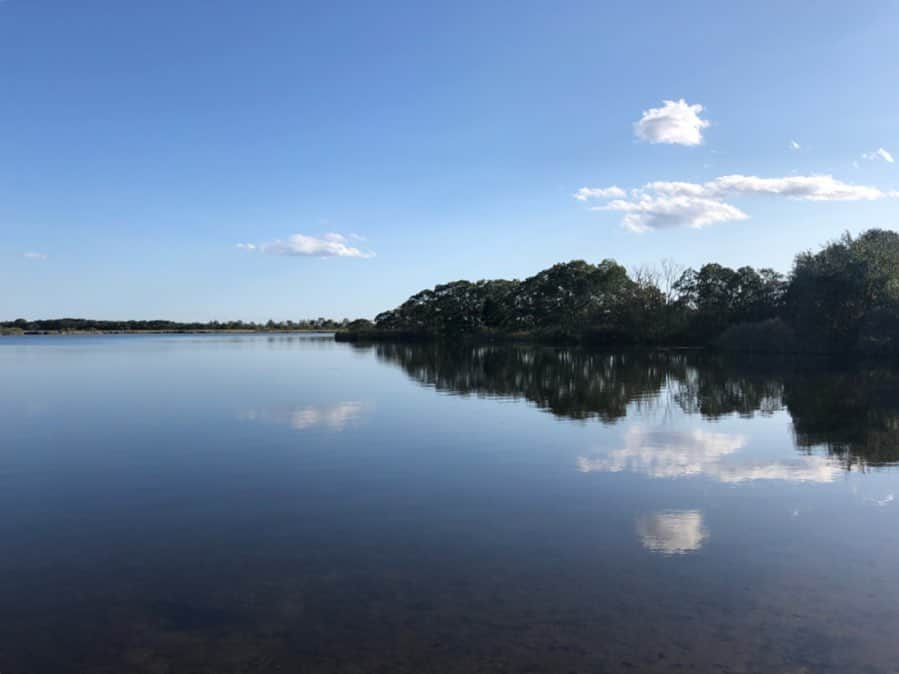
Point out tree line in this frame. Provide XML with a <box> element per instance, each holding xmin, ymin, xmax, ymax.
<box><xmin>0</xmin><ymin>317</ymin><xmax>353</xmax><ymax>334</ymax></box>
<box><xmin>341</xmin><ymin>228</ymin><xmax>899</xmax><ymax>355</ymax></box>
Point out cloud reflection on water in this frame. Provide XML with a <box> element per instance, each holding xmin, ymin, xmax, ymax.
<box><xmin>578</xmin><ymin>426</ymin><xmax>840</xmax><ymax>483</ymax></box>
<box><xmin>637</xmin><ymin>510</ymin><xmax>708</xmax><ymax>555</ymax></box>
<box><xmin>239</xmin><ymin>402</ymin><xmax>367</xmax><ymax>431</ymax></box>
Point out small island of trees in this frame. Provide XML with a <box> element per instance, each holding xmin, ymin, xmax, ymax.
<box><xmin>338</xmin><ymin>228</ymin><xmax>899</xmax><ymax>355</ymax></box>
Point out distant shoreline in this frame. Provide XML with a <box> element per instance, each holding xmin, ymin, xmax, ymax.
<box><xmin>0</xmin><ymin>329</ymin><xmax>339</xmax><ymax>336</ymax></box>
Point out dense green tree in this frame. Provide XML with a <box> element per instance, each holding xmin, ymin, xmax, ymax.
<box><xmin>789</xmin><ymin>229</ymin><xmax>899</xmax><ymax>351</ymax></box>
<box><xmin>673</xmin><ymin>264</ymin><xmax>786</xmax><ymax>342</ymax></box>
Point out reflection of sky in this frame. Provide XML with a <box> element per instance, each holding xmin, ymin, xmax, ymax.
<box><xmin>239</xmin><ymin>402</ymin><xmax>366</xmax><ymax>431</ymax></box>
<box><xmin>578</xmin><ymin>426</ymin><xmax>840</xmax><ymax>483</ymax></box>
<box><xmin>637</xmin><ymin>510</ymin><xmax>707</xmax><ymax>555</ymax></box>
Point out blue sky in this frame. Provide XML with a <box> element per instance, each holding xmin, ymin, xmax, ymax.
<box><xmin>2</xmin><ymin>0</ymin><xmax>898</xmax><ymax>321</ymax></box>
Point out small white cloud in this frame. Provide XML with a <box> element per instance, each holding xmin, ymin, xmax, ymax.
<box><xmin>264</xmin><ymin>233</ymin><xmax>374</xmax><ymax>258</ymax></box>
<box><xmin>239</xmin><ymin>233</ymin><xmax>374</xmax><ymax>258</ymax></box>
<box><xmin>576</xmin><ymin>174</ymin><xmax>893</xmax><ymax>231</ymax></box>
<box><xmin>23</xmin><ymin>251</ymin><xmax>47</xmax><ymax>260</ymax></box>
<box><xmin>862</xmin><ymin>147</ymin><xmax>895</xmax><ymax>163</ymax></box>
<box><xmin>597</xmin><ymin>195</ymin><xmax>748</xmax><ymax>233</ymax></box>
<box><xmin>790</xmin><ymin>140</ymin><xmax>801</xmax><ymax>151</ymax></box>
<box><xmin>634</xmin><ymin>99</ymin><xmax>710</xmax><ymax>146</ymax></box>
<box><xmin>574</xmin><ymin>186</ymin><xmax>626</xmax><ymax>201</ymax></box>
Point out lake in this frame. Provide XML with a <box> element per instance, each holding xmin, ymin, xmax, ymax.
<box><xmin>2</xmin><ymin>334</ymin><xmax>899</xmax><ymax>673</ymax></box>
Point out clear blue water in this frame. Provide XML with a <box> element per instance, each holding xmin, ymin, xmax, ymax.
<box><xmin>2</xmin><ymin>334</ymin><xmax>899</xmax><ymax>673</ymax></box>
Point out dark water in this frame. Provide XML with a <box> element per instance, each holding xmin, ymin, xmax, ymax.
<box><xmin>2</xmin><ymin>335</ymin><xmax>899</xmax><ymax>673</ymax></box>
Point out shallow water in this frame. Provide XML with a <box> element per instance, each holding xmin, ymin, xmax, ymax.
<box><xmin>2</xmin><ymin>334</ymin><xmax>899</xmax><ymax>673</ymax></box>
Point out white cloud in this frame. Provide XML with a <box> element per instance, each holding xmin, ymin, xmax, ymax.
<box><xmin>577</xmin><ymin>174</ymin><xmax>892</xmax><ymax>231</ymax></box>
<box><xmin>790</xmin><ymin>140</ymin><xmax>801</xmax><ymax>151</ymax></box>
<box><xmin>23</xmin><ymin>251</ymin><xmax>47</xmax><ymax>260</ymax></box>
<box><xmin>862</xmin><ymin>147</ymin><xmax>895</xmax><ymax>163</ymax></box>
<box><xmin>238</xmin><ymin>233</ymin><xmax>374</xmax><ymax>258</ymax></box>
<box><xmin>264</xmin><ymin>232</ymin><xmax>374</xmax><ymax>258</ymax></box>
<box><xmin>574</xmin><ymin>186</ymin><xmax>626</xmax><ymax>201</ymax></box>
<box><xmin>577</xmin><ymin>426</ymin><xmax>839</xmax><ymax>483</ymax></box>
<box><xmin>633</xmin><ymin>99</ymin><xmax>709</xmax><ymax>146</ymax></box>
<box><xmin>598</xmin><ymin>195</ymin><xmax>748</xmax><ymax>233</ymax></box>
<box><xmin>705</xmin><ymin>174</ymin><xmax>886</xmax><ymax>200</ymax></box>
<box><xmin>636</xmin><ymin>511</ymin><xmax>707</xmax><ymax>555</ymax></box>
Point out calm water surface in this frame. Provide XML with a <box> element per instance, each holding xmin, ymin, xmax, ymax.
<box><xmin>2</xmin><ymin>334</ymin><xmax>899</xmax><ymax>673</ymax></box>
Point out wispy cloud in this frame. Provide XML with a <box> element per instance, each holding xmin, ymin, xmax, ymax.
<box><xmin>574</xmin><ymin>186</ymin><xmax>626</xmax><ymax>201</ymax></box>
<box><xmin>237</xmin><ymin>233</ymin><xmax>374</xmax><ymax>258</ymax></box>
<box><xmin>862</xmin><ymin>147</ymin><xmax>895</xmax><ymax>163</ymax></box>
<box><xmin>634</xmin><ymin>99</ymin><xmax>709</xmax><ymax>146</ymax></box>
<box><xmin>576</xmin><ymin>174</ymin><xmax>893</xmax><ymax>232</ymax></box>
<box><xmin>23</xmin><ymin>251</ymin><xmax>47</xmax><ymax>260</ymax></box>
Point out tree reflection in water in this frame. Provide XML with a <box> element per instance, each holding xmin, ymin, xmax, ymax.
<box><xmin>357</xmin><ymin>342</ymin><xmax>899</xmax><ymax>469</ymax></box>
